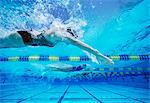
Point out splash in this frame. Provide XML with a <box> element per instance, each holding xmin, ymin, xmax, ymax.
<box><xmin>0</xmin><ymin>0</ymin><xmax>87</xmax><ymax>38</ymax></box>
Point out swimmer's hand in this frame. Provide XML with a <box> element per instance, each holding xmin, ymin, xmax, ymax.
<box><xmin>96</xmin><ymin>55</ymin><xmax>114</xmax><ymax>66</ymax></box>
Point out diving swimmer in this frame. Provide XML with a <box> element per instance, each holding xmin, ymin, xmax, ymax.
<box><xmin>0</xmin><ymin>24</ymin><xmax>114</xmax><ymax>65</ymax></box>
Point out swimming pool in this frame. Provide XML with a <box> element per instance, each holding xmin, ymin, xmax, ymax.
<box><xmin>0</xmin><ymin>0</ymin><xmax>150</xmax><ymax>103</ymax></box>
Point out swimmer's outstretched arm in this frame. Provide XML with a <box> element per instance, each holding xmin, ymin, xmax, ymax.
<box><xmin>65</xmin><ymin>36</ymin><xmax>114</xmax><ymax>65</ymax></box>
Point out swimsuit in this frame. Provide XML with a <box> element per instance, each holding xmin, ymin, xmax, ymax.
<box><xmin>17</xmin><ymin>31</ymin><xmax>55</xmax><ymax>47</ymax></box>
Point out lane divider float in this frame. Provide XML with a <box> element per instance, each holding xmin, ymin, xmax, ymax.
<box><xmin>0</xmin><ymin>55</ymin><xmax>149</xmax><ymax>62</ymax></box>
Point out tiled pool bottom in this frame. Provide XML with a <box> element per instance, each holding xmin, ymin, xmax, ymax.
<box><xmin>0</xmin><ymin>83</ymin><xmax>149</xmax><ymax>103</ymax></box>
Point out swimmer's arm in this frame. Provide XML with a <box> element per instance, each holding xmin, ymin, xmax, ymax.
<box><xmin>65</xmin><ymin>36</ymin><xmax>114</xmax><ymax>65</ymax></box>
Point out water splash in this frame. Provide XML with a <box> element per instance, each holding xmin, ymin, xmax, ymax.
<box><xmin>0</xmin><ymin>0</ymin><xmax>87</xmax><ymax>38</ymax></box>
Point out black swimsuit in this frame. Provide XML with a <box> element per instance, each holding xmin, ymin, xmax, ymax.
<box><xmin>17</xmin><ymin>31</ymin><xmax>55</xmax><ymax>47</ymax></box>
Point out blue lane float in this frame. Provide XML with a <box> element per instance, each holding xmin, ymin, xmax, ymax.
<box><xmin>0</xmin><ymin>55</ymin><xmax>149</xmax><ymax>62</ymax></box>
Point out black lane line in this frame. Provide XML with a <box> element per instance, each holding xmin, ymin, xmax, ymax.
<box><xmin>92</xmin><ymin>85</ymin><xmax>146</xmax><ymax>103</ymax></box>
<box><xmin>17</xmin><ymin>90</ymin><xmax>48</xmax><ymax>103</ymax></box>
<box><xmin>17</xmin><ymin>86</ymin><xmax>57</xmax><ymax>103</ymax></box>
<box><xmin>57</xmin><ymin>85</ymin><xmax>70</xmax><ymax>103</ymax></box>
<box><xmin>80</xmin><ymin>86</ymin><xmax>103</xmax><ymax>103</ymax></box>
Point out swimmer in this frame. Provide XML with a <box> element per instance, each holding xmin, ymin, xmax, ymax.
<box><xmin>46</xmin><ymin>64</ymin><xmax>87</xmax><ymax>72</ymax></box>
<box><xmin>0</xmin><ymin>25</ymin><xmax>114</xmax><ymax>65</ymax></box>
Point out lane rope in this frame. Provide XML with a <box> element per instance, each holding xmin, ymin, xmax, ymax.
<box><xmin>0</xmin><ymin>55</ymin><xmax>149</xmax><ymax>62</ymax></box>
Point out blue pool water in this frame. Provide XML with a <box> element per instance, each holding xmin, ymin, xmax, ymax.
<box><xmin>0</xmin><ymin>0</ymin><xmax>150</xmax><ymax>103</ymax></box>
